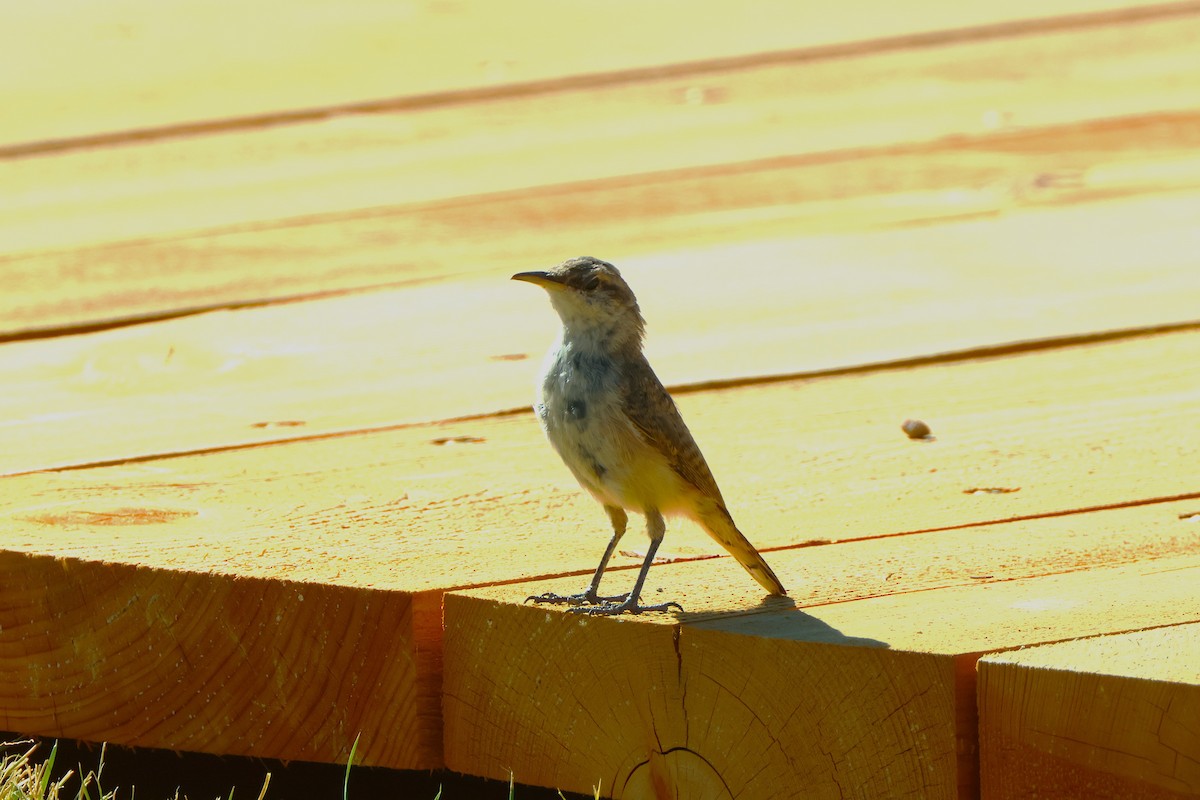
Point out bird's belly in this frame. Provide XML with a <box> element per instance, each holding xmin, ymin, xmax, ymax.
<box><xmin>539</xmin><ymin>382</ymin><xmax>686</xmax><ymax>514</ymax></box>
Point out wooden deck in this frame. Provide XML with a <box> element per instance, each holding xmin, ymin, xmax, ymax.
<box><xmin>2</xmin><ymin>2</ymin><xmax>1199</xmax><ymax>797</ymax></box>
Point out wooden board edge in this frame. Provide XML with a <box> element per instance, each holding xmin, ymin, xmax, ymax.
<box><xmin>976</xmin><ymin>624</ymin><xmax>1200</xmax><ymax>799</ymax></box>
<box><xmin>0</xmin><ymin>550</ymin><xmax>442</xmax><ymax>769</ymax></box>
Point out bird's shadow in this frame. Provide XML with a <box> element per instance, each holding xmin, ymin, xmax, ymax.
<box><xmin>674</xmin><ymin>595</ymin><xmax>891</xmax><ymax>649</ymax></box>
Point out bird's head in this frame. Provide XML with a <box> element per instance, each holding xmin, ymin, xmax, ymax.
<box><xmin>512</xmin><ymin>256</ymin><xmax>645</xmax><ymax>350</ymax></box>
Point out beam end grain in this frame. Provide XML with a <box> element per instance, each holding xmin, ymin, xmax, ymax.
<box><xmin>979</xmin><ymin>624</ymin><xmax>1200</xmax><ymax>800</ymax></box>
<box><xmin>443</xmin><ymin>592</ymin><xmax>960</xmax><ymax>799</ymax></box>
<box><xmin>444</xmin><ymin>537</ymin><xmax>1200</xmax><ymax>798</ymax></box>
<box><xmin>0</xmin><ymin>551</ymin><xmax>443</xmax><ymax>769</ymax></box>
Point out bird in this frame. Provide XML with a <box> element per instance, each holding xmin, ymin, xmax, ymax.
<box><xmin>512</xmin><ymin>256</ymin><xmax>787</xmax><ymax>615</ymax></box>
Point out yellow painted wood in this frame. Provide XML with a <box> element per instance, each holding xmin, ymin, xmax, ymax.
<box><xmin>978</xmin><ymin>624</ymin><xmax>1200</xmax><ymax>799</ymax></box>
<box><xmin>4</xmin><ymin>14</ymin><xmax>1200</xmax><ymax>335</ymax></box>
<box><xmin>5</xmin><ymin>12</ymin><xmax>1200</xmax><ymax>259</ymax></box>
<box><xmin>2</xmin><ymin>331</ymin><xmax>1198</xmax><ymax>772</ymax></box>
<box><xmin>2</xmin><ymin>0</ymin><xmax>1179</xmax><ymax>148</ymax></box>
<box><xmin>3</xmin><ymin>1</ymin><xmax>1198</xmax><ymax>788</ymax></box>
<box><xmin>2</xmin><ymin>330</ymin><xmax>1198</xmax><ymax>573</ymax></box>
<box><xmin>3</xmin><ymin>198</ymin><xmax>1199</xmax><ymax>476</ymax></box>
<box><xmin>443</xmin><ymin>537</ymin><xmax>1200</xmax><ymax>798</ymax></box>
<box><xmin>6</xmin><ymin>113</ymin><xmax>1200</xmax><ymax>337</ymax></box>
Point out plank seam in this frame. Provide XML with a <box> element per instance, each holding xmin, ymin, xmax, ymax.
<box><xmin>4</xmin><ymin>1</ymin><xmax>1199</xmax><ymax>159</ymax></box>
<box><xmin>9</xmin><ymin>105</ymin><xmax>1199</xmax><ymax>272</ymax></box>
<box><xmin>671</xmin><ymin>320</ymin><xmax>1200</xmax><ymax>395</ymax></box>
<box><xmin>422</xmin><ymin>491</ymin><xmax>1200</xmax><ymax>594</ymax></box>
<box><xmin>968</xmin><ymin>619</ymin><xmax>1200</xmax><ymax>663</ymax></box>
<box><xmin>0</xmin><ymin>275</ymin><xmax>455</xmax><ymax>344</ymax></box>
<box><xmin>819</xmin><ymin>490</ymin><xmax>1200</xmax><ymax>551</ymax></box>
<box><xmin>8</xmin><ymin>321</ymin><xmax>1199</xmax><ymax>478</ymax></box>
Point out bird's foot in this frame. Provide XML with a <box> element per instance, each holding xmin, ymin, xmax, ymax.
<box><xmin>526</xmin><ymin>590</ymin><xmax>591</xmax><ymax>606</ymax></box>
<box><xmin>526</xmin><ymin>589</ymin><xmax>608</xmax><ymax>607</ymax></box>
<box><xmin>568</xmin><ymin>597</ymin><xmax>683</xmax><ymax>616</ymax></box>
<box><xmin>526</xmin><ymin>585</ymin><xmax>634</xmax><ymax>606</ymax></box>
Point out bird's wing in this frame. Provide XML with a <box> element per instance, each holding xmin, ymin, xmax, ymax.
<box><xmin>620</xmin><ymin>355</ymin><xmax>725</xmax><ymax>504</ymax></box>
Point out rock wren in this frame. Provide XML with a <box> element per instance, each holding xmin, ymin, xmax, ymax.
<box><xmin>512</xmin><ymin>256</ymin><xmax>787</xmax><ymax>615</ymax></box>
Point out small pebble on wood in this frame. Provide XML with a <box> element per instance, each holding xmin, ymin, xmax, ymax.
<box><xmin>902</xmin><ymin>419</ymin><xmax>932</xmax><ymax>439</ymax></box>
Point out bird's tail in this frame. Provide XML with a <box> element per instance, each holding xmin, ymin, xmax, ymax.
<box><xmin>696</xmin><ymin>504</ymin><xmax>787</xmax><ymax>596</ymax></box>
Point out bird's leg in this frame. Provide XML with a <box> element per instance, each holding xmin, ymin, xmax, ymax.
<box><xmin>590</xmin><ymin>506</ymin><xmax>636</xmax><ymax>602</ymax></box>
<box><xmin>527</xmin><ymin>505</ymin><xmax>628</xmax><ymax>606</ymax></box>
<box><xmin>572</xmin><ymin>509</ymin><xmax>683</xmax><ymax>616</ymax></box>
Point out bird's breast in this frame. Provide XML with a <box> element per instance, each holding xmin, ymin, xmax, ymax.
<box><xmin>535</xmin><ymin>343</ymin><xmax>686</xmax><ymax>513</ymax></box>
<box><xmin>537</xmin><ymin>345</ymin><xmax>617</xmax><ymax>449</ymax></box>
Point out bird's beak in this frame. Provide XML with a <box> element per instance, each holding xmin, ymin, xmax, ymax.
<box><xmin>511</xmin><ymin>270</ymin><xmax>566</xmax><ymax>289</ymax></box>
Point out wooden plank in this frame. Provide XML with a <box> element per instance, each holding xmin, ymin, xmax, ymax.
<box><xmin>5</xmin><ymin>11</ymin><xmax>1200</xmax><ymax>259</ymax></box>
<box><xmin>1</xmin><ymin>0</ymin><xmax>1183</xmax><ymax>148</ymax></box>
<box><xmin>0</xmin><ymin>551</ymin><xmax>441</xmax><ymax>769</ymax></box>
<box><xmin>442</xmin><ymin>534</ymin><xmax>1200</xmax><ymax>798</ymax></box>
<box><xmin>5</xmin><ymin>117</ymin><xmax>1200</xmax><ymax>336</ymax></box>
<box><xmin>2</xmin><ymin>199</ymin><xmax>1199</xmax><ymax>476</ymax></box>
<box><xmin>4</xmin><ymin>14</ymin><xmax>1200</xmax><ymax>334</ymax></box>
<box><xmin>1</xmin><ymin>329</ymin><xmax>1197</xmax><ymax>774</ymax></box>
<box><xmin>1</xmin><ymin>325</ymin><xmax>1197</xmax><ymax>550</ymax></box>
<box><xmin>978</xmin><ymin>624</ymin><xmax>1200</xmax><ymax>799</ymax></box>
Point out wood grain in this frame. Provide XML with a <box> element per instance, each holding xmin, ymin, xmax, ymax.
<box><xmin>1</xmin><ymin>329</ymin><xmax>1198</xmax><ymax>578</ymax></box>
<box><xmin>6</xmin><ymin>113</ymin><xmax>1200</xmax><ymax>338</ymax></box>
<box><xmin>6</xmin><ymin>11</ymin><xmax>1200</xmax><ymax>257</ymax></box>
<box><xmin>5</xmin><ymin>0</ymin><xmax>1200</xmax><ymax>790</ymax></box>
<box><xmin>3</xmin><ymin>196</ymin><xmax>1200</xmax><ymax>476</ymax></box>
<box><xmin>4</xmin><ymin>12</ymin><xmax>1200</xmax><ymax>335</ymax></box>
<box><xmin>3</xmin><ymin>331</ymin><xmax>1198</xmax><ymax>773</ymax></box>
<box><xmin>443</xmin><ymin>533</ymin><xmax>1200</xmax><ymax>798</ymax></box>
<box><xmin>978</xmin><ymin>624</ymin><xmax>1200</xmax><ymax>799</ymax></box>
<box><xmin>3</xmin><ymin>0</ymin><xmax>1184</xmax><ymax>149</ymax></box>
<box><xmin>0</xmin><ymin>551</ymin><xmax>438</xmax><ymax>768</ymax></box>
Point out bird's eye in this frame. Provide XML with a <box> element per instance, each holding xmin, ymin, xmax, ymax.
<box><xmin>582</xmin><ymin>276</ymin><xmax>601</xmax><ymax>292</ymax></box>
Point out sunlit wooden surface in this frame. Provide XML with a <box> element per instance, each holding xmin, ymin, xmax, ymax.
<box><xmin>2</xmin><ymin>2</ymin><xmax>1199</xmax><ymax>798</ymax></box>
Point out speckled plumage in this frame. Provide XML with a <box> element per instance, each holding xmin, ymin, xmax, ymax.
<box><xmin>618</xmin><ymin>353</ymin><xmax>724</xmax><ymax>505</ymax></box>
<box><xmin>513</xmin><ymin>256</ymin><xmax>786</xmax><ymax>615</ymax></box>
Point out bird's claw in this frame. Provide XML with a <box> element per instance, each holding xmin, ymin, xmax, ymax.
<box><xmin>568</xmin><ymin>599</ymin><xmax>683</xmax><ymax>616</ymax></box>
<box><xmin>526</xmin><ymin>591</ymin><xmax>591</xmax><ymax>606</ymax></box>
<box><xmin>525</xmin><ymin>589</ymin><xmax>632</xmax><ymax>607</ymax></box>
<box><xmin>526</xmin><ymin>589</ymin><xmax>682</xmax><ymax>614</ymax></box>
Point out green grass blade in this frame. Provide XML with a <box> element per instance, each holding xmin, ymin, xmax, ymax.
<box><xmin>342</xmin><ymin>734</ymin><xmax>359</xmax><ymax>800</ymax></box>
